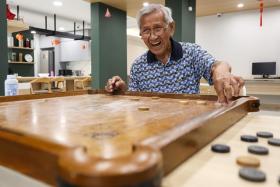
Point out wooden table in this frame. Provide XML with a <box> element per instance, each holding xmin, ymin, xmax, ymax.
<box><xmin>245</xmin><ymin>79</ymin><xmax>280</xmax><ymax>96</ymax></box>
<box><xmin>17</xmin><ymin>76</ymin><xmax>91</xmax><ymax>92</ymax></box>
<box><xmin>0</xmin><ymin>90</ymin><xmax>259</xmax><ymax>187</ymax></box>
<box><xmin>163</xmin><ymin>112</ymin><xmax>280</xmax><ymax>187</ymax></box>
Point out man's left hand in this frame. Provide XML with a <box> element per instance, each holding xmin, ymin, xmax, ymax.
<box><xmin>212</xmin><ymin>62</ymin><xmax>245</xmax><ymax>103</ymax></box>
<box><xmin>213</xmin><ymin>73</ymin><xmax>244</xmax><ymax>103</ymax></box>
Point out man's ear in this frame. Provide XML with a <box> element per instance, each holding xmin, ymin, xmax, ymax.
<box><xmin>169</xmin><ymin>21</ymin><xmax>175</xmax><ymax>36</ymax></box>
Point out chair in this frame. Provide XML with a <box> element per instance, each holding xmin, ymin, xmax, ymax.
<box><xmin>74</xmin><ymin>77</ymin><xmax>92</xmax><ymax>91</ymax></box>
<box><xmin>51</xmin><ymin>77</ymin><xmax>66</xmax><ymax>92</ymax></box>
<box><xmin>30</xmin><ymin>77</ymin><xmax>52</xmax><ymax>94</ymax></box>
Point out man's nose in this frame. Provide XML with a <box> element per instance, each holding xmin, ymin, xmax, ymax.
<box><xmin>149</xmin><ymin>31</ymin><xmax>158</xmax><ymax>39</ymax></box>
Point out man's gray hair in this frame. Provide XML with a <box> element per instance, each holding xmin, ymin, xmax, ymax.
<box><xmin>136</xmin><ymin>4</ymin><xmax>173</xmax><ymax>29</ymax></box>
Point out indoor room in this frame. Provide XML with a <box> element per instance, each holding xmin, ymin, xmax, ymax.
<box><xmin>0</xmin><ymin>0</ymin><xmax>280</xmax><ymax>187</ymax></box>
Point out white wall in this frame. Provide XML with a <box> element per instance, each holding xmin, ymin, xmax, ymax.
<box><xmin>196</xmin><ymin>7</ymin><xmax>280</xmax><ymax>78</ymax></box>
<box><xmin>66</xmin><ymin>60</ymin><xmax>91</xmax><ymax>76</ymax></box>
<box><xmin>127</xmin><ymin>35</ymin><xmax>147</xmax><ymax>74</ymax></box>
<box><xmin>60</xmin><ymin>38</ymin><xmax>91</xmax><ymax>62</ymax></box>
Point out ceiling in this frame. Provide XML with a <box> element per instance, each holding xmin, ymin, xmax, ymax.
<box><xmin>7</xmin><ymin>0</ymin><xmax>91</xmax><ymax>23</ymax></box>
<box><xmin>6</xmin><ymin>0</ymin><xmax>280</xmax><ymax>31</ymax></box>
<box><xmin>86</xmin><ymin>0</ymin><xmax>280</xmax><ymax>17</ymax></box>
<box><xmin>7</xmin><ymin>0</ymin><xmax>91</xmax><ymax>32</ymax></box>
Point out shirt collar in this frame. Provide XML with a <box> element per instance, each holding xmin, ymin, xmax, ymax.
<box><xmin>147</xmin><ymin>38</ymin><xmax>183</xmax><ymax>63</ymax></box>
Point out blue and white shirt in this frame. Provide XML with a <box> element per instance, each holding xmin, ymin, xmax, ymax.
<box><xmin>128</xmin><ymin>38</ymin><xmax>215</xmax><ymax>94</ymax></box>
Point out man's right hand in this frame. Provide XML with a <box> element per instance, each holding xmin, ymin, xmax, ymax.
<box><xmin>105</xmin><ymin>76</ymin><xmax>126</xmax><ymax>93</ymax></box>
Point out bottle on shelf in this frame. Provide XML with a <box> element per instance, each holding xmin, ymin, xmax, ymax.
<box><xmin>25</xmin><ymin>38</ymin><xmax>30</xmax><ymax>48</ymax></box>
<box><xmin>11</xmin><ymin>52</ymin><xmax>17</xmax><ymax>61</ymax></box>
<box><xmin>5</xmin><ymin>75</ymin><xmax>19</xmax><ymax>96</ymax></box>
<box><xmin>18</xmin><ymin>40</ymin><xmax>23</xmax><ymax>47</ymax></box>
<box><xmin>19</xmin><ymin>53</ymin><xmax>23</xmax><ymax>62</ymax></box>
<box><xmin>7</xmin><ymin>36</ymin><xmax>14</xmax><ymax>47</ymax></box>
<box><xmin>8</xmin><ymin>52</ymin><xmax>12</xmax><ymax>63</ymax></box>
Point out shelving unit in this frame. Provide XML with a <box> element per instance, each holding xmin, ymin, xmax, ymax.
<box><xmin>8</xmin><ymin>46</ymin><xmax>34</xmax><ymax>50</ymax></box>
<box><xmin>7</xmin><ymin>20</ymin><xmax>29</xmax><ymax>33</ymax></box>
<box><xmin>9</xmin><ymin>61</ymin><xmax>34</xmax><ymax>64</ymax></box>
<box><xmin>8</xmin><ymin>30</ymin><xmax>35</xmax><ymax>76</ymax></box>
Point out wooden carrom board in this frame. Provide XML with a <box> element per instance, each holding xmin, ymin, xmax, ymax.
<box><xmin>0</xmin><ymin>90</ymin><xmax>259</xmax><ymax>187</ymax></box>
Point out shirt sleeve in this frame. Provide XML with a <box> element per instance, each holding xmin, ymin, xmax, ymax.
<box><xmin>128</xmin><ymin>62</ymin><xmax>140</xmax><ymax>92</ymax></box>
<box><xmin>191</xmin><ymin>44</ymin><xmax>216</xmax><ymax>85</ymax></box>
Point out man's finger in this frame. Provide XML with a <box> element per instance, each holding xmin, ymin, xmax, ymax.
<box><xmin>230</xmin><ymin>78</ymin><xmax>239</xmax><ymax>97</ymax></box>
<box><xmin>217</xmin><ymin>89</ymin><xmax>227</xmax><ymax>103</ymax></box>
<box><xmin>111</xmin><ymin>76</ymin><xmax>121</xmax><ymax>84</ymax></box>
<box><xmin>236</xmin><ymin>76</ymin><xmax>245</xmax><ymax>89</ymax></box>
<box><xmin>223</xmin><ymin>82</ymin><xmax>232</xmax><ymax>102</ymax></box>
<box><xmin>214</xmin><ymin>80</ymin><xmax>227</xmax><ymax>103</ymax></box>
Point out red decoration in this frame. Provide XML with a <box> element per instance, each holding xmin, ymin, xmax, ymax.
<box><xmin>105</xmin><ymin>8</ymin><xmax>111</xmax><ymax>18</ymax></box>
<box><xmin>51</xmin><ymin>39</ymin><xmax>61</xmax><ymax>46</ymax></box>
<box><xmin>260</xmin><ymin>0</ymin><xmax>263</xmax><ymax>27</ymax></box>
<box><xmin>6</xmin><ymin>4</ymin><xmax>16</xmax><ymax>20</ymax></box>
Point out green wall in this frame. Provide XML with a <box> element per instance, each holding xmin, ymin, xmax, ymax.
<box><xmin>0</xmin><ymin>0</ymin><xmax>8</xmax><ymax>95</ymax></box>
<box><xmin>166</xmin><ymin>0</ymin><xmax>196</xmax><ymax>43</ymax></box>
<box><xmin>91</xmin><ymin>2</ymin><xmax>127</xmax><ymax>89</ymax></box>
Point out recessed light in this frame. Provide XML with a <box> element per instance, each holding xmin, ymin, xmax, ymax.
<box><xmin>143</xmin><ymin>2</ymin><xmax>149</xmax><ymax>7</ymax></box>
<box><xmin>59</xmin><ymin>27</ymin><xmax>65</xmax><ymax>31</ymax></box>
<box><xmin>237</xmin><ymin>3</ymin><xmax>244</xmax><ymax>8</ymax></box>
<box><xmin>31</xmin><ymin>30</ymin><xmax>36</xmax><ymax>34</ymax></box>
<box><xmin>53</xmin><ymin>1</ymin><xmax>63</xmax><ymax>7</ymax></box>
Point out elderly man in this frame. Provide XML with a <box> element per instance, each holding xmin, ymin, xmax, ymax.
<box><xmin>106</xmin><ymin>4</ymin><xmax>244</xmax><ymax>103</ymax></box>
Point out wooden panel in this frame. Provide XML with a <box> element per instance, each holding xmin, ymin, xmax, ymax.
<box><xmin>17</xmin><ymin>76</ymin><xmax>91</xmax><ymax>83</ymax></box>
<box><xmin>7</xmin><ymin>20</ymin><xmax>29</xmax><ymax>33</ymax></box>
<box><xmin>0</xmin><ymin>91</ymin><xmax>259</xmax><ymax>186</ymax></box>
<box><xmin>17</xmin><ymin>76</ymin><xmax>92</xmax><ymax>92</ymax></box>
<box><xmin>245</xmin><ymin>79</ymin><xmax>280</xmax><ymax>96</ymax></box>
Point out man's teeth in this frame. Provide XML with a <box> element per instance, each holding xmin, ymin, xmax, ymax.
<box><xmin>151</xmin><ymin>42</ymin><xmax>161</xmax><ymax>46</ymax></box>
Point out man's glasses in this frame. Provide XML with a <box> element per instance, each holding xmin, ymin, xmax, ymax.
<box><xmin>140</xmin><ymin>25</ymin><xmax>168</xmax><ymax>39</ymax></box>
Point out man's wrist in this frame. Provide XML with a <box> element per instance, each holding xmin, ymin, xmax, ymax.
<box><xmin>211</xmin><ymin>61</ymin><xmax>231</xmax><ymax>82</ymax></box>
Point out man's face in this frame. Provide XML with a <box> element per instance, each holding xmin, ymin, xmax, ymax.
<box><xmin>140</xmin><ymin>10</ymin><xmax>174</xmax><ymax>58</ymax></box>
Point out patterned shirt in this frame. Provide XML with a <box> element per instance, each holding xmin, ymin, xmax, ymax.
<box><xmin>128</xmin><ymin>38</ymin><xmax>216</xmax><ymax>94</ymax></box>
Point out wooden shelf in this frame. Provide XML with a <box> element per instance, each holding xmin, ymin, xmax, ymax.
<box><xmin>8</xmin><ymin>46</ymin><xmax>34</xmax><ymax>50</ymax></box>
<box><xmin>9</xmin><ymin>61</ymin><xmax>34</xmax><ymax>64</ymax></box>
<box><xmin>7</xmin><ymin>20</ymin><xmax>29</xmax><ymax>33</ymax></box>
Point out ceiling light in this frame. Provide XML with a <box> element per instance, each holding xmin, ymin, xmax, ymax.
<box><xmin>143</xmin><ymin>2</ymin><xmax>149</xmax><ymax>7</ymax></box>
<box><xmin>53</xmin><ymin>1</ymin><xmax>63</xmax><ymax>7</ymax></box>
<box><xmin>31</xmin><ymin>30</ymin><xmax>36</xmax><ymax>34</ymax></box>
<box><xmin>59</xmin><ymin>27</ymin><xmax>65</xmax><ymax>31</ymax></box>
<box><xmin>237</xmin><ymin>3</ymin><xmax>244</xmax><ymax>8</ymax></box>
